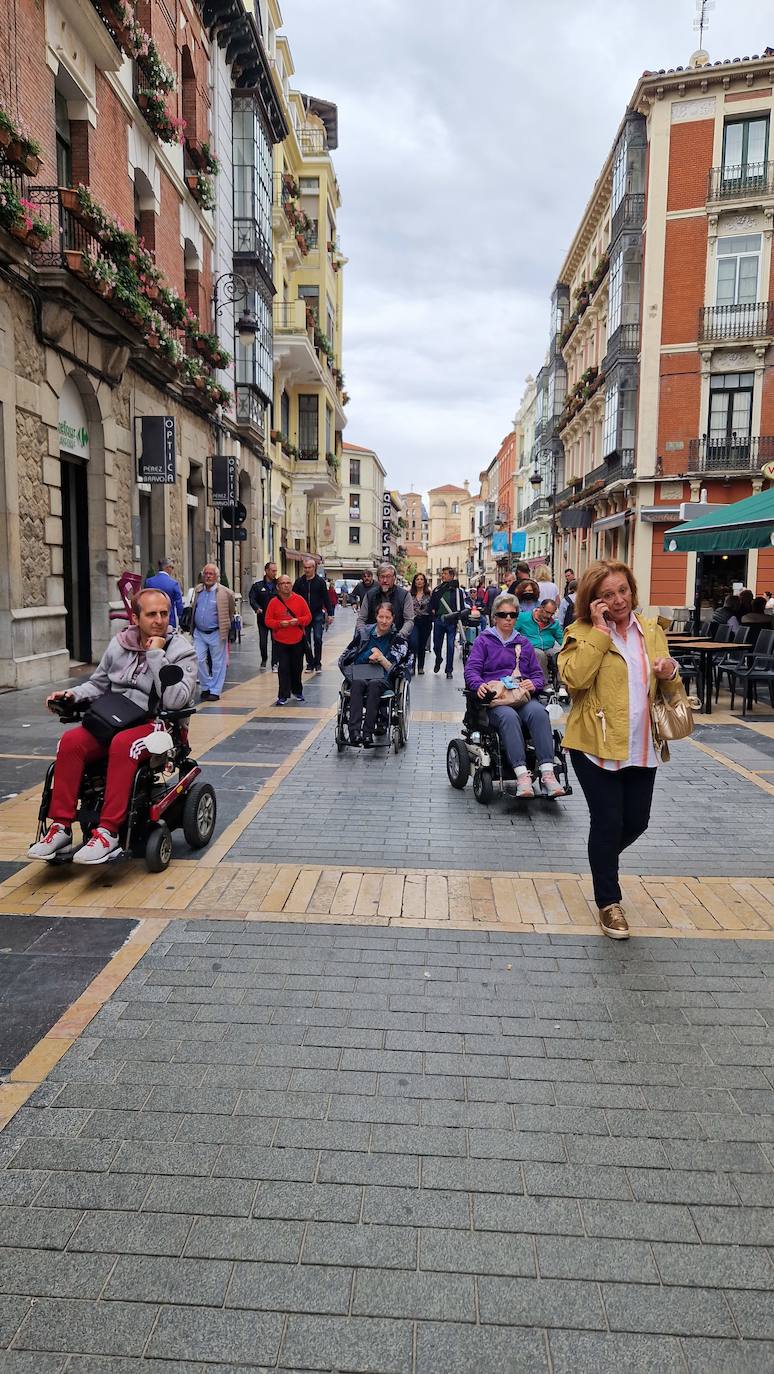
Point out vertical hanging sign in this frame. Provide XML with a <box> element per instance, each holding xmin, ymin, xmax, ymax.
<box><xmin>138</xmin><ymin>416</ymin><xmax>176</xmax><ymax>483</ymax></box>
<box><xmin>382</xmin><ymin>496</ymin><xmax>392</xmax><ymax>561</ymax></box>
<box><xmin>211</xmin><ymin>454</ymin><xmax>237</xmax><ymax>508</ymax></box>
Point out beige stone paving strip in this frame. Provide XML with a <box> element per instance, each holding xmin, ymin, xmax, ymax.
<box><xmin>330</xmin><ymin>872</ymin><xmax>362</xmax><ymax>918</ymax></box>
<box><xmin>354</xmin><ymin>873</ymin><xmax>383</xmax><ymax>919</ymax></box>
<box><xmin>260</xmin><ymin>866</ymin><xmax>302</xmax><ymax>913</ymax></box>
<box><xmin>308</xmin><ymin>868</ymin><xmax>343</xmax><ymax>916</ymax></box>
<box><xmin>426</xmin><ymin>873</ymin><xmax>450</xmax><ymax>922</ymax></box>
<box><xmin>0</xmin><ymin>917</ymin><xmax>169</xmax><ymax>1134</ymax></box>
<box><xmin>377</xmin><ymin>874</ymin><xmax>405</xmax><ymax>919</ymax></box>
<box><xmin>237</xmin><ymin>867</ymin><xmax>282</xmax><ymax>912</ymax></box>
<box><xmin>285</xmin><ymin>867</ymin><xmax>324</xmax><ymax>914</ymax></box>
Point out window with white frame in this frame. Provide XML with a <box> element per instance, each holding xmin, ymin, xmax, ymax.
<box><xmin>716</xmin><ymin>234</ymin><xmax>761</xmax><ymax>307</ymax></box>
<box><xmin>611</xmin><ymin>133</ymin><xmax>627</xmax><ymax>214</ymax></box>
<box><xmin>602</xmin><ymin>386</ymin><xmax>619</xmax><ymax>458</ymax></box>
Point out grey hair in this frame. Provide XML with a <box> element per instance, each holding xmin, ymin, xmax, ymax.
<box><xmin>378</xmin><ymin>562</ymin><xmax>396</xmax><ymax>575</ymax></box>
<box><xmin>491</xmin><ymin>593</ymin><xmax>519</xmax><ymax>617</ymax></box>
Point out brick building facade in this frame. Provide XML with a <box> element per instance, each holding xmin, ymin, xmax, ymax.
<box><xmin>520</xmin><ymin>48</ymin><xmax>774</xmax><ymax>613</ymax></box>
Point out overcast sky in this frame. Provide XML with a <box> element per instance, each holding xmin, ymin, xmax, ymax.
<box><xmin>284</xmin><ymin>0</ymin><xmax>767</xmax><ymax>497</ymax></box>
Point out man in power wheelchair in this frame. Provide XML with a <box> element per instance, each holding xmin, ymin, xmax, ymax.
<box><xmin>28</xmin><ymin>587</ymin><xmax>216</xmax><ymax>873</ymax></box>
<box><xmin>449</xmin><ymin>591</ymin><xmax>569</xmax><ymax>803</ymax></box>
<box><xmin>336</xmin><ymin>602</ymin><xmax>411</xmax><ymax>752</ymax></box>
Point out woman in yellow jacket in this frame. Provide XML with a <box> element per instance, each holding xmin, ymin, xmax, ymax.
<box><xmin>557</xmin><ymin>560</ymin><xmax>682</xmax><ymax>940</ymax></box>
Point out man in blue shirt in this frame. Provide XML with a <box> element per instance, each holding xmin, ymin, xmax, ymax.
<box><xmin>144</xmin><ymin>557</ymin><xmax>184</xmax><ymax>628</ymax></box>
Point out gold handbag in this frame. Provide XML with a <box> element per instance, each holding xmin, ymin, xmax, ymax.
<box><xmin>651</xmin><ymin>683</ymin><xmax>699</xmax><ymax>761</ymax></box>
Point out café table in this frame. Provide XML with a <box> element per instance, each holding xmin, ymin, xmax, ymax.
<box><xmin>666</xmin><ymin>637</ymin><xmax>749</xmax><ymax>715</ymax></box>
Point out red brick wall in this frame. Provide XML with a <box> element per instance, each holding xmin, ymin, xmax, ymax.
<box><xmin>658</xmin><ymin>353</ymin><xmax>701</xmax><ymax>474</ymax></box>
<box><xmin>0</xmin><ymin>0</ymin><xmax>56</xmax><ymax>179</ymax></box>
<box><xmin>760</xmin><ymin>363</ymin><xmax>774</xmax><ymax>438</ymax></box>
<box><xmin>155</xmin><ymin>170</ymin><xmax>185</xmax><ymax>295</ymax></box>
<box><xmin>662</xmin><ymin>218</ymin><xmax>708</xmax><ymax>345</ymax></box>
<box><xmin>650</xmin><ymin>523</ymin><xmax>687</xmax><ymax>604</ymax></box>
<box><xmin>89</xmin><ymin>73</ymin><xmax>133</xmax><ymax>228</ymax></box>
<box><xmin>666</xmin><ymin>119</ymin><xmax>714</xmax><ymax>212</ymax></box>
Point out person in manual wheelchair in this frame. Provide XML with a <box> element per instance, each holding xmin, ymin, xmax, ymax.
<box><xmin>28</xmin><ymin>588</ymin><xmax>201</xmax><ymax>867</ymax></box>
<box><xmin>337</xmin><ymin>602</ymin><xmax>409</xmax><ymax>749</ymax></box>
<box><xmin>461</xmin><ymin>592</ymin><xmax>565</xmax><ymax>799</ymax></box>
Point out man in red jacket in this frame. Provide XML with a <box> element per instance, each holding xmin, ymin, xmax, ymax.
<box><xmin>264</xmin><ymin>574</ymin><xmax>312</xmax><ymax>705</ymax></box>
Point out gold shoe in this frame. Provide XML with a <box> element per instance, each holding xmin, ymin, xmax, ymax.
<box><xmin>598</xmin><ymin>904</ymin><xmax>630</xmax><ymax>940</ymax></box>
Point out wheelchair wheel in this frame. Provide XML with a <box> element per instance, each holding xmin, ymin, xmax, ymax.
<box><xmin>182</xmin><ymin>781</ymin><xmax>217</xmax><ymax>848</ymax></box>
<box><xmin>472</xmin><ymin>767</ymin><xmax>494</xmax><ymax>805</ymax></box>
<box><xmin>447</xmin><ymin>739</ymin><xmax>471</xmax><ymax>789</ymax></box>
<box><xmin>145</xmin><ymin>821</ymin><xmax>173</xmax><ymax>872</ymax></box>
<box><xmin>394</xmin><ymin>681</ymin><xmax>410</xmax><ymax>749</ymax></box>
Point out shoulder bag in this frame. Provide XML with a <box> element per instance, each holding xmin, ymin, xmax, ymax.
<box><xmin>651</xmin><ymin>681</ymin><xmax>700</xmax><ymax>761</ymax></box>
<box><xmin>82</xmin><ymin>692</ymin><xmax>150</xmax><ymax>745</ymax></box>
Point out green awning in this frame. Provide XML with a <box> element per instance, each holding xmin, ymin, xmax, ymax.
<box><xmin>663</xmin><ymin>488</ymin><xmax>774</xmax><ymax>554</ymax></box>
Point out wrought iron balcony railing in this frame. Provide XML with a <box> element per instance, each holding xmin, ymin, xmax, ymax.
<box><xmin>611</xmin><ymin>192</ymin><xmax>645</xmax><ymax>242</ymax></box>
<box><xmin>698</xmin><ymin>300</ymin><xmax>774</xmax><ymax>343</ymax></box>
<box><xmin>233</xmin><ymin>217</ymin><xmax>273</xmax><ymax>278</ymax></box>
<box><xmin>688</xmin><ymin>435</ymin><xmax>774</xmax><ymax>472</ymax></box>
<box><xmin>707</xmin><ymin>161</ymin><xmax>774</xmax><ymax>203</ymax></box>
<box><xmin>605</xmin><ymin>449</ymin><xmax>636</xmax><ymax>484</ymax></box>
<box><xmin>604</xmin><ymin>321</ymin><xmax>640</xmax><ymax>367</ymax></box>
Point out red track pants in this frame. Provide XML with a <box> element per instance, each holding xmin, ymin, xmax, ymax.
<box><xmin>50</xmin><ymin>724</ymin><xmax>154</xmax><ymax>833</ymax></box>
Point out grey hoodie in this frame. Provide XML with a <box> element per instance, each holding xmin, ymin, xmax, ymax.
<box><xmin>70</xmin><ymin>625</ymin><xmax>198</xmax><ymax>713</ymax></box>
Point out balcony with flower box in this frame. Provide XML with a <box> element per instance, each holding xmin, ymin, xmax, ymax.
<box><xmin>22</xmin><ymin>184</ymin><xmax>232</xmax><ymax>406</ymax></box>
<box><xmin>291</xmin><ymin>445</ymin><xmax>341</xmax><ymax>504</ymax></box>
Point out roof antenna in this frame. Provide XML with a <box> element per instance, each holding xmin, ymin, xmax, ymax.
<box><xmin>693</xmin><ymin>0</ymin><xmax>714</xmax><ymax>51</ymax></box>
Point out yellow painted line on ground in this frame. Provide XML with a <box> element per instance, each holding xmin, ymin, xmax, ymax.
<box><xmin>0</xmin><ymin>753</ymin><xmax>56</xmax><ymax>761</ymax></box>
<box><xmin>0</xmin><ymin>917</ymin><xmax>169</xmax><ymax>1134</ymax></box>
<box><xmin>688</xmin><ymin>736</ymin><xmax>774</xmax><ymax>797</ymax></box>
<box><xmin>201</xmin><ymin>702</ymin><xmax>338</xmax><ymax>867</ymax></box>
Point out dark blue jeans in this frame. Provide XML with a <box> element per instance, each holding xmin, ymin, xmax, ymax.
<box><xmin>305</xmin><ymin>612</ymin><xmax>325</xmax><ymax>669</ymax></box>
<box><xmin>433</xmin><ymin>620</ymin><xmax>457</xmax><ymax>673</ymax></box>
<box><xmin>410</xmin><ymin>617</ymin><xmax>432</xmax><ymax>670</ymax></box>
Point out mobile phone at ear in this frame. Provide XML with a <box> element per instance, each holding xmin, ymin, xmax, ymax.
<box><xmin>603</xmin><ymin>610</ymin><xmax>614</xmax><ymax>625</ymax></box>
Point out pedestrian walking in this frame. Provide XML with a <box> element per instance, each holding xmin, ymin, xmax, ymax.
<box><xmin>265</xmin><ymin>574</ymin><xmax>312</xmax><ymax>704</ymax></box>
<box><xmin>351</xmin><ymin>568</ymin><xmax>375</xmax><ymax>609</ymax></box>
<box><xmin>558</xmin><ymin>578</ymin><xmax>577</xmax><ymax>630</ymax></box>
<box><xmin>430</xmin><ymin>567</ymin><xmax>467</xmax><ymax>678</ymax></box>
<box><xmin>190</xmin><ymin>564</ymin><xmax>235</xmax><ymax>702</ymax></box>
<box><xmin>357</xmin><ymin>564</ymin><xmax>414</xmax><ymax>639</ymax></box>
<box><xmin>248</xmin><ymin>560</ymin><xmax>279</xmax><ymax>669</ymax></box>
<box><xmin>328</xmin><ymin>581</ymin><xmax>339</xmax><ymax>612</ymax></box>
<box><xmin>557</xmin><ymin>559</ymin><xmax>682</xmax><ymax>941</ymax></box>
<box><xmin>534</xmin><ymin>563</ymin><xmax>560</xmax><ymax>603</ymax></box>
<box><xmin>144</xmin><ymin>556</ymin><xmax>184</xmax><ymax>628</ymax></box>
<box><xmin>293</xmin><ymin>556</ymin><xmax>333</xmax><ymax>672</ymax></box>
<box><xmin>409</xmin><ymin>572</ymin><xmax>432</xmax><ymax>673</ymax></box>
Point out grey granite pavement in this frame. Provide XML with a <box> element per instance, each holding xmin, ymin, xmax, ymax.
<box><xmin>2</xmin><ymin>921</ymin><xmax>774</xmax><ymax>1368</ymax></box>
<box><xmin>227</xmin><ymin>702</ymin><xmax>774</xmax><ymax>875</ymax></box>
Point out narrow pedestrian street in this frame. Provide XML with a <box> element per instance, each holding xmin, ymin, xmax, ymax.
<box><xmin>0</xmin><ymin>612</ymin><xmax>773</xmax><ymax>1370</ymax></box>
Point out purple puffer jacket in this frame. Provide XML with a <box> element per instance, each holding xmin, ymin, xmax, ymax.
<box><xmin>463</xmin><ymin>626</ymin><xmax>545</xmax><ymax>694</ymax></box>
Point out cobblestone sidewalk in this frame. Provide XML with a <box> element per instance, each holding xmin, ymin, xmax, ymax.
<box><xmin>2</xmin><ymin>920</ymin><xmax>774</xmax><ymax>1370</ymax></box>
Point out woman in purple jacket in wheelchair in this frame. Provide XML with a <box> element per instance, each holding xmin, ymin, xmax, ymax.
<box><xmin>463</xmin><ymin>592</ymin><xmax>565</xmax><ymax>799</ymax></box>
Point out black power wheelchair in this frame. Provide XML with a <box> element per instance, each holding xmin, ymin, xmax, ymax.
<box><xmin>446</xmin><ymin>687</ymin><xmax>572</xmax><ymax>805</ymax></box>
<box><xmin>335</xmin><ymin>660</ymin><xmax>412</xmax><ymax>754</ymax></box>
<box><xmin>34</xmin><ymin>664</ymin><xmax>216</xmax><ymax>873</ymax></box>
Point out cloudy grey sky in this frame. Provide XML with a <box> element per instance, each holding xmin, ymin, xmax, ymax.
<box><xmin>284</xmin><ymin>0</ymin><xmax>767</xmax><ymax>495</ymax></box>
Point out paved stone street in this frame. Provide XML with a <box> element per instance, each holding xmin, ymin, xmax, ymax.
<box><xmin>0</xmin><ymin>611</ymin><xmax>773</xmax><ymax>1369</ymax></box>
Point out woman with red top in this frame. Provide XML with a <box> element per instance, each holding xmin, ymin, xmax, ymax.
<box><xmin>264</xmin><ymin>574</ymin><xmax>312</xmax><ymax>705</ymax></box>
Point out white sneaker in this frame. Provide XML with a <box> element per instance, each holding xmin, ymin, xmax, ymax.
<box><xmin>73</xmin><ymin>827</ymin><xmax>120</xmax><ymax>865</ymax></box>
<box><xmin>28</xmin><ymin>822</ymin><xmax>72</xmax><ymax>860</ymax></box>
<box><xmin>541</xmin><ymin>770</ymin><xmax>565</xmax><ymax>798</ymax></box>
<box><xmin>506</xmin><ymin>774</ymin><xmax>534</xmax><ymax>799</ymax></box>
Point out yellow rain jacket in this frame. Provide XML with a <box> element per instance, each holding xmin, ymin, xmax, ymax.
<box><xmin>557</xmin><ymin>615</ymin><xmax>682</xmax><ymax>761</ymax></box>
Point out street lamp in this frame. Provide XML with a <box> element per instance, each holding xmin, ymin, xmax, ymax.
<box><xmin>212</xmin><ymin>272</ymin><xmax>257</xmax><ymax>352</ymax></box>
<box><xmin>211</xmin><ymin>272</ymin><xmax>256</xmax><ymax>590</ymax></box>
